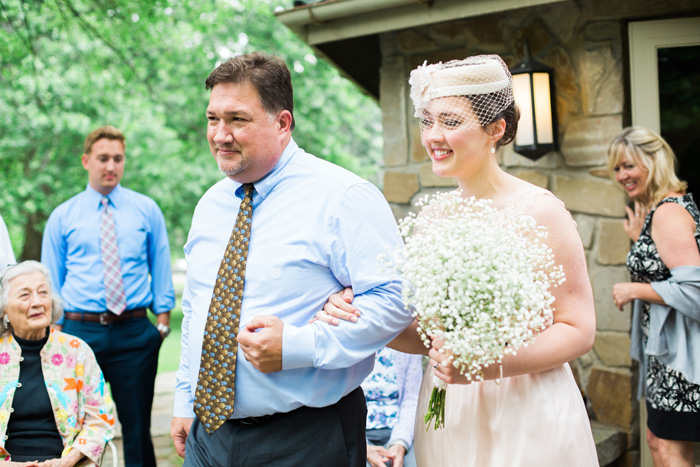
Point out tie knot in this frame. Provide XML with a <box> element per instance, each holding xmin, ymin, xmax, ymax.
<box><xmin>101</xmin><ymin>197</ymin><xmax>109</xmax><ymax>208</ymax></box>
<box><xmin>242</xmin><ymin>184</ymin><xmax>254</xmax><ymax>199</ymax></box>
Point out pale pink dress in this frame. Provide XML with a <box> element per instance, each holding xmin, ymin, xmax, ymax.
<box><xmin>414</xmin><ymin>186</ymin><xmax>599</xmax><ymax>467</ymax></box>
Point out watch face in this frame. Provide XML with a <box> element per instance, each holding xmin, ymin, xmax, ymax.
<box><xmin>158</xmin><ymin>323</ymin><xmax>170</xmax><ymax>337</ymax></box>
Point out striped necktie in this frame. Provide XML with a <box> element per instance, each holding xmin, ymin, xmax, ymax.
<box><xmin>100</xmin><ymin>197</ymin><xmax>127</xmax><ymax>315</ymax></box>
<box><xmin>194</xmin><ymin>184</ymin><xmax>254</xmax><ymax>433</ymax></box>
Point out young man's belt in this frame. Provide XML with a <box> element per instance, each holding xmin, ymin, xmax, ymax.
<box><xmin>63</xmin><ymin>308</ymin><xmax>147</xmax><ymax>325</ymax></box>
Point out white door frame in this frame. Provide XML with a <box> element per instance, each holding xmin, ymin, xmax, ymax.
<box><xmin>629</xmin><ymin>17</ymin><xmax>700</xmax><ymax>132</ymax></box>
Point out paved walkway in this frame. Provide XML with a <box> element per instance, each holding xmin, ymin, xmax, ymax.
<box><xmin>110</xmin><ymin>371</ymin><xmax>180</xmax><ymax>466</ymax></box>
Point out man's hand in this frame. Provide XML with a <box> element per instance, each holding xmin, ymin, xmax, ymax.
<box><xmin>237</xmin><ymin>315</ymin><xmax>284</xmax><ymax>373</ymax></box>
<box><xmin>171</xmin><ymin>417</ymin><xmax>193</xmax><ymax>458</ymax></box>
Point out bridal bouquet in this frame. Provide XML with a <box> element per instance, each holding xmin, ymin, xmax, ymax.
<box><xmin>389</xmin><ymin>191</ymin><xmax>565</xmax><ymax>430</ymax></box>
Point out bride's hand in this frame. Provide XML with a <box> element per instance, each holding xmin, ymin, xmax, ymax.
<box><xmin>310</xmin><ymin>287</ymin><xmax>360</xmax><ymax>325</ymax></box>
<box><xmin>429</xmin><ymin>336</ymin><xmax>501</xmax><ymax>384</ymax></box>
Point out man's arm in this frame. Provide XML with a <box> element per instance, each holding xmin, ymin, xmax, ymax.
<box><xmin>239</xmin><ymin>183</ymin><xmax>412</xmax><ymax>372</ymax></box>
<box><xmin>146</xmin><ymin>202</ymin><xmax>175</xmax><ymax>323</ymax></box>
<box><xmin>172</xmin><ymin>270</ymin><xmax>196</xmax><ymax>455</ymax></box>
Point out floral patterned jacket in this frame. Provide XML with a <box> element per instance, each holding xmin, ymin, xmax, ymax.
<box><xmin>0</xmin><ymin>329</ymin><xmax>115</xmax><ymax>466</ymax></box>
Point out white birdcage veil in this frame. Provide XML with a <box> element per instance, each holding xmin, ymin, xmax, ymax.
<box><xmin>409</xmin><ymin>55</ymin><xmax>514</xmax><ymax>133</ymax></box>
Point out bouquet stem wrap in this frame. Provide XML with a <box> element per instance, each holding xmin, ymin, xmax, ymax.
<box><xmin>386</xmin><ymin>191</ymin><xmax>565</xmax><ymax>431</ymax></box>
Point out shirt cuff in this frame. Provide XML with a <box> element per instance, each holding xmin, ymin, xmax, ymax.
<box><xmin>388</xmin><ymin>439</ymin><xmax>409</xmax><ymax>453</ymax></box>
<box><xmin>281</xmin><ymin>323</ymin><xmax>316</xmax><ymax>370</ymax></box>
<box><xmin>173</xmin><ymin>391</ymin><xmax>196</xmax><ymax>419</ymax></box>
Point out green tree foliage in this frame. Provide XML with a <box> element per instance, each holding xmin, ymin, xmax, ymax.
<box><xmin>0</xmin><ymin>0</ymin><xmax>382</xmax><ymax>259</ymax></box>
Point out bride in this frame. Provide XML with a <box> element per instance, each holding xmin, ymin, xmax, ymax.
<box><xmin>318</xmin><ymin>55</ymin><xmax>599</xmax><ymax>466</ymax></box>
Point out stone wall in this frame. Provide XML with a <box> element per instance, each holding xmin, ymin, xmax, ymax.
<box><xmin>376</xmin><ymin>1</ymin><xmax>699</xmax><ymax>464</ymax></box>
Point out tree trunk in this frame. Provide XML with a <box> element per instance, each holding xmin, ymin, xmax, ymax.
<box><xmin>20</xmin><ymin>211</ymin><xmax>45</xmax><ymax>261</ymax></box>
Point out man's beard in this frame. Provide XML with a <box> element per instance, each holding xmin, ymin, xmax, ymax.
<box><xmin>215</xmin><ymin>148</ymin><xmax>244</xmax><ymax>176</ymax></box>
<box><xmin>217</xmin><ymin>159</ymin><xmax>244</xmax><ymax>176</ymax></box>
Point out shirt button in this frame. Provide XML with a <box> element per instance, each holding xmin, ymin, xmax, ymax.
<box><xmin>16</xmin><ymin>383</ymin><xmax>22</xmax><ymax>388</ymax></box>
<box><xmin>9</xmin><ymin>408</ymin><xmax>13</xmax><ymax>413</ymax></box>
<box><xmin>19</xmin><ymin>357</ymin><xmax>24</xmax><ymax>362</ymax></box>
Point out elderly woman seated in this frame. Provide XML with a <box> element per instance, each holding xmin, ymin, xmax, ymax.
<box><xmin>0</xmin><ymin>261</ymin><xmax>115</xmax><ymax>467</ymax></box>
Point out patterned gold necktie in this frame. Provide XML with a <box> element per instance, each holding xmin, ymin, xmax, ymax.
<box><xmin>194</xmin><ymin>183</ymin><xmax>254</xmax><ymax>433</ymax></box>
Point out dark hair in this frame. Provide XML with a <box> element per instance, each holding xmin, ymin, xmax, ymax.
<box><xmin>495</xmin><ymin>102</ymin><xmax>520</xmax><ymax>147</ymax></box>
<box><xmin>465</xmin><ymin>96</ymin><xmax>519</xmax><ymax>147</ymax></box>
<box><xmin>205</xmin><ymin>52</ymin><xmax>295</xmax><ymax>131</ymax></box>
<box><xmin>84</xmin><ymin>126</ymin><xmax>125</xmax><ymax>154</ymax></box>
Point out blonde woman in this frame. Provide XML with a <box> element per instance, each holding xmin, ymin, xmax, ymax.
<box><xmin>609</xmin><ymin>126</ymin><xmax>700</xmax><ymax>467</ymax></box>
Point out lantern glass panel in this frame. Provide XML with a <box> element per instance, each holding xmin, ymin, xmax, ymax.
<box><xmin>513</xmin><ymin>73</ymin><xmax>534</xmax><ymax>146</ymax></box>
<box><xmin>533</xmin><ymin>72</ymin><xmax>554</xmax><ymax>144</ymax></box>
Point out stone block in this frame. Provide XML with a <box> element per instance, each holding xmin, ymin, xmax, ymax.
<box><xmin>541</xmin><ymin>2</ymin><xmax>579</xmax><ymax>43</ymax></box>
<box><xmin>397</xmin><ymin>30</ymin><xmax>436</xmax><ymax>53</ymax></box>
<box><xmin>408</xmin><ymin>48</ymin><xmax>467</xmax><ymax>70</ymax></box>
<box><xmin>591</xmin><ymin>421</ymin><xmax>627</xmax><ymax>466</ymax></box>
<box><xmin>589</xmin><ymin>167</ymin><xmax>610</xmax><ymax>178</ymax></box>
<box><xmin>380</xmin><ymin>55</ymin><xmax>408</xmax><ymax>167</ymax></box>
<box><xmin>513</xmin><ymin>19</ymin><xmax>552</xmax><ymax>59</ymax></box>
<box><xmin>597</xmin><ymin>218</ymin><xmax>630</xmax><ymax>265</ymax></box>
<box><xmin>573</xmin><ymin>213</ymin><xmax>595</xmax><ymax>249</ymax></box>
<box><xmin>580</xmin><ymin>47</ymin><xmax>623</xmax><ymax>116</ymax></box>
<box><xmin>383</xmin><ymin>172</ymin><xmax>419</xmax><ymax>204</ymax></box>
<box><xmin>552</xmin><ymin>174</ymin><xmax>626</xmax><ymax>216</ymax></box>
<box><xmin>411</xmin><ymin>125</ymin><xmax>429</xmax><ymax>163</ymax></box>
<box><xmin>587</xmin><ymin>368</ymin><xmax>634</xmax><ymax>429</ymax></box>
<box><xmin>515</xmin><ymin>170</ymin><xmax>548</xmax><ymax>189</ymax></box>
<box><xmin>579</xmin><ymin>349</ymin><xmax>595</xmax><ymax>370</ymax></box>
<box><xmin>545</xmin><ymin>47</ymin><xmax>579</xmax><ymax>103</ymax></box>
<box><xmin>561</xmin><ymin>116</ymin><xmax>623</xmax><ymax>167</ymax></box>
<box><xmin>615</xmin><ymin>450</ymin><xmax>640</xmax><ymax>467</ymax></box>
<box><xmin>390</xmin><ymin>203</ymin><xmax>412</xmax><ymax>222</ymax></box>
<box><xmin>501</xmin><ymin>144</ymin><xmax>562</xmax><ymax>169</ymax></box>
<box><xmin>431</xmin><ymin>16</ymin><xmax>508</xmax><ymax>51</ymax></box>
<box><xmin>590</xmin><ymin>266</ymin><xmax>631</xmax><ymax>332</ymax></box>
<box><xmin>594</xmin><ymin>331</ymin><xmax>632</xmax><ymax>367</ymax></box>
<box><xmin>582</xmin><ymin>21</ymin><xmax>620</xmax><ymax>42</ymax></box>
<box><xmin>419</xmin><ymin>163</ymin><xmax>457</xmax><ymax>188</ymax></box>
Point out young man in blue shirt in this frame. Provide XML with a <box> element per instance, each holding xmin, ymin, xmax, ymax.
<box><xmin>42</xmin><ymin>126</ymin><xmax>175</xmax><ymax>467</ymax></box>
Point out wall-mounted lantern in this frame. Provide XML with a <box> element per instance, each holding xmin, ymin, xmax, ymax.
<box><xmin>510</xmin><ymin>41</ymin><xmax>558</xmax><ymax>161</ymax></box>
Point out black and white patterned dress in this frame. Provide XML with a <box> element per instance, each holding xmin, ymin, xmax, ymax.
<box><xmin>627</xmin><ymin>194</ymin><xmax>700</xmax><ymax>440</ymax></box>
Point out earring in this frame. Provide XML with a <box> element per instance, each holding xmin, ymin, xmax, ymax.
<box><xmin>2</xmin><ymin>314</ymin><xmax>9</xmax><ymax>328</ymax></box>
<box><xmin>490</xmin><ymin>147</ymin><xmax>496</xmax><ymax>154</ymax></box>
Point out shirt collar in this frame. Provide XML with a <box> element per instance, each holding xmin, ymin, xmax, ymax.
<box><xmin>228</xmin><ymin>138</ymin><xmax>299</xmax><ymax>201</ymax></box>
<box><xmin>85</xmin><ymin>183</ymin><xmax>123</xmax><ymax>210</ymax></box>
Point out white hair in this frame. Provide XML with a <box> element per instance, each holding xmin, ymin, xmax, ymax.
<box><xmin>0</xmin><ymin>260</ymin><xmax>63</xmax><ymax>335</ymax></box>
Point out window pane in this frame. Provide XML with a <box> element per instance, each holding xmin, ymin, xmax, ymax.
<box><xmin>658</xmin><ymin>45</ymin><xmax>700</xmax><ymax>198</ymax></box>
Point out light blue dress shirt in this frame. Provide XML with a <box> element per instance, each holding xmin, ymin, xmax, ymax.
<box><xmin>41</xmin><ymin>184</ymin><xmax>175</xmax><ymax>319</ymax></box>
<box><xmin>174</xmin><ymin>138</ymin><xmax>412</xmax><ymax>419</ymax></box>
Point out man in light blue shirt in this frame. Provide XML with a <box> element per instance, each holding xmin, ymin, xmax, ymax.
<box><xmin>171</xmin><ymin>52</ymin><xmax>412</xmax><ymax>466</ymax></box>
<box><xmin>42</xmin><ymin>126</ymin><xmax>175</xmax><ymax>467</ymax></box>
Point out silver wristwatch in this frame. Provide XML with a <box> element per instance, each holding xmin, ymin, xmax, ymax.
<box><xmin>157</xmin><ymin>323</ymin><xmax>171</xmax><ymax>338</ymax></box>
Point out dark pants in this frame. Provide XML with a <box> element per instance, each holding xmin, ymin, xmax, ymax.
<box><xmin>63</xmin><ymin>315</ymin><xmax>162</xmax><ymax>467</ymax></box>
<box><xmin>184</xmin><ymin>387</ymin><xmax>367</xmax><ymax>467</ymax></box>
